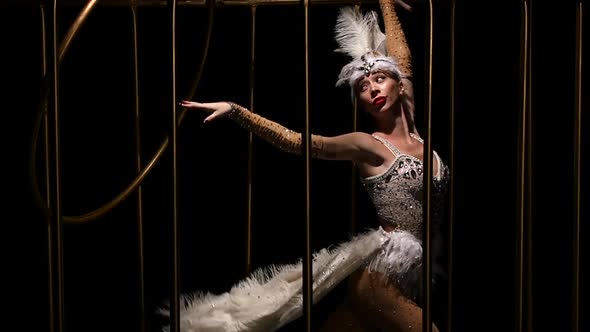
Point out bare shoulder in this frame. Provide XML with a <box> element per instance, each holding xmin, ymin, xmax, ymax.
<box><xmin>323</xmin><ymin>131</ymin><xmax>379</xmax><ymax>150</ymax></box>
<box><xmin>318</xmin><ymin>131</ymin><xmax>381</xmax><ymax>162</ymax></box>
<box><xmin>329</xmin><ymin>131</ymin><xmax>375</xmax><ymax>143</ymax></box>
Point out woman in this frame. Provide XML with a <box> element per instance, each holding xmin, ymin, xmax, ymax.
<box><xmin>174</xmin><ymin>3</ymin><xmax>448</xmax><ymax>332</ymax></box>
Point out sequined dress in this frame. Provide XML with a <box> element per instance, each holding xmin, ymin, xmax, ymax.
<box><xmin>362</xmin><ymin>134</ymin><xmax>449</xmax><ymax>301</ymax></box>
<box><xmin>168</xmin><ymin>134</ymin><xmax>449</xmax><ymax>332</ymax></box>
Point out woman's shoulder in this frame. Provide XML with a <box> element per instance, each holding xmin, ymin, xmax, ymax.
<box><xmin>324</xmin><ymin>131</ymin><xmax>382</xmax><ymax>153</ymax></box>
<box><xmin>352</xmin><ymin>131</ymin><xmax>383</xmax><ymax>147</ymax></box>
<box><xmin>326</xmin><ymin>131</ymin><xmax>377</xmax><ymax>143</ymax></box>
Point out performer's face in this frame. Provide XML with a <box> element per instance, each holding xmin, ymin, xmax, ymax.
<box><xmin>356</xmin><ymin>71</ymin><xmax>401</xmax><ymax>113</ymax></box>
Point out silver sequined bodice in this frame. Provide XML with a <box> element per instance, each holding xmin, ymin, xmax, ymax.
<box><xmin>361</xmin><ymin>134</ymin><xmax>449</xmax><ymax>239</ymax></box>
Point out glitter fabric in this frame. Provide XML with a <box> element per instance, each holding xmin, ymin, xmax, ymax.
<box><xmin>357</xmin><ymin>134</ymin><xmax>449</xmax><ymax>302</ymax></box>
<box><xmin>227</xmin><ymin>102</ymin><xmax>324</xmax><ymax>157</ymax></box>
<box><xmin>361</xmin><ymin>134</ymin><xmax>449</xmax><ymax>240</ymax></box>
<box><xmin>380</xmin><ymin>0</ymin><xmax>412</xmax><ymax>79</ymax></box>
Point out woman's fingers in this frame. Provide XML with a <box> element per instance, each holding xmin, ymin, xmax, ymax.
<box><xmin>179</xmin><ymin>100</ymin><xmax>197</xmax><ymax>108</ymax></box>
<box><xmin>179</xmin><ymin>100</ymin><xmax>212</xmax><ymax>111</ymax></box>
<box><xmin>179</xmin><ymin>100</ymin><xmax>231</xmax><ymax>123</ymax></box>
<box><xmin>203</xmin><ymin>113</ymin><xmax>217</xmax><ymax>123</ymax></box>
<box><xmin>395</xmin><ymin>0</ymin><xmax>413</xmax><ymax>12</ymax></box>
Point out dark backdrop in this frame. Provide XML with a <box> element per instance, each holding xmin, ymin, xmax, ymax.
<box><xmin>3</xmin><ymin>1</ymin><xmax>587</xmax><ymax>332</ymax></box>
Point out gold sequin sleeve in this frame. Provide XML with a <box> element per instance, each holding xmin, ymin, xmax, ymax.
<box><xmin>379</xmin><ymin>0</ymin><xmax>412</xmax><ymax>79</ymax></box>
<box><xmin>226</xmin><ymin>102</ymin><xmax>325</xmax><ymax>158</ymax></box>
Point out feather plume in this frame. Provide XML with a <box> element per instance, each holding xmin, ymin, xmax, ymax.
<box><xmin>334</xmin><ymin>7</ymin><xmax>386</xmax><ymax>59</ymax></box>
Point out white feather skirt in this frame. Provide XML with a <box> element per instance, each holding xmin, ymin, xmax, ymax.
<box><xmin>163</xmin><ymin>227</ymin><xmax>423</xmax><ymax>332</ymax></box>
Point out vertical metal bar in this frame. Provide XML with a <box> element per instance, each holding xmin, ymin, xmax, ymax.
<box><xmin>525</xmin><ymin>1</ymin><xmax>533</xmax><ymax>330</ymax></box>
<box><xmin>447</xmin><ymin>1</ymin><xmax>456</xmax><ymax>331</ymax></box>
<box><xmin>518</xmin><ymin>4</ymin><xmax>526</xmax><ymax>332</ymax></box>
<box><xmin>349</xmin><ymin>0</ymin><xmax>361</xmax><ymax>236</ymax></box>
<box><xmin>246</xmin><ymin>4</ymin><xmax>257</xmax><ymax>276</ymax></box>
<box><xmin>40</xmin><ymin>4</ymin><xmax>56</xmax><ymax>332</ymax></box>
<box><xmin>516</xmin><ymin>1</ymin><xmax>533</xmax><ymax>331</ymax></box>
<box><xmin>131</xmin><ymin>4</ymin><xmax>147</xmax><ymax>332</ymax></box>
<box><xmin>184</xmin><ymin>0</ymin><xmax>215</xmax><ymax>104</ymax></box>
<box><xmin>47</xmin><ymin>0</ymin><xmax>64</xmax><ymax>331</ymax></box>
<box><xmin>349</xmin><ymin>99</ymin><xmax>358</xmax><ymax>234</ymax></box>
<box><xmin>572</xmin><ymin>2</ymin><xmax>582</xmax><ymax>332</ymax></box>
<box><xmin>422</xmin><ymin>1</ymin><xmax>433</xmax><ymax>332</ymax></box>
<box><xmin>46</xmin><ymin>0</ymin><xmax>97</xmax><ymax>326</ymax></box>
<box><xmin>302</xmin><ymin>1</ymin><xmax>313</xmax><ymax>332</ymax></box>
<box><xmin>169</xmin><ymin>1</ymin><xmax>180</xmax><ymax>332</ymax></box>
<box><xmin>45</xmin><ymin>0</ymin><xmax>97</xmax><ymax>327</ymax></box>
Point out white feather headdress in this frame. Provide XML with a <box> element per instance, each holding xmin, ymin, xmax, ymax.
<box><xmin>334</xmin><ymin>7</ymin><xmax>402</xmax><ymax>89</ymax></box>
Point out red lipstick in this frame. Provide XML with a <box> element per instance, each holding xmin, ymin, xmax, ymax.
<box><xmin>373</xmin><ymin>96</ymin><xmax>386</xmax><ymax>106</ymax></box>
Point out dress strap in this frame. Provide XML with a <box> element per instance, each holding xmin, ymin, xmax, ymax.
<box><xmin>371</xmin><ymin>134</ymin><xmax>402</xmax><ymax>157</ymax></box>
<box><xmin>409</xmin><ymin>132</ymin><xmax>423</xmax><ymax>143</ymax></box>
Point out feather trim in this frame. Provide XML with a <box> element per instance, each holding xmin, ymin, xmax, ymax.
<box><xmin>159</xmin><ymin>229</ymin><xmax>385</xmax><ymax>332</ymax></box>
<box><xmin>158</xmin><ymin>227</ymin><xmax>424</xmax><ymax>331</ymax></box>
<box><xmin>334</xmin><ymin>7</ymin><xmax>386</xmax><ymax>59</ymax></box>
<box><xmin>366</xmin><ymin>229</ymin><xmax>423</xmax><ymax>301</ymax></box>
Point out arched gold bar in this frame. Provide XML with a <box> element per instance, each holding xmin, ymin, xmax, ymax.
<box><xmin>31</xmin><ymin>0</ymin><xmax>98</xmax><ymax>217</ymax></box>
<box><xmin>130</xmin><ymin>4</ymin><xmax>147</xmax><ymax>331</ymax></box>
<box><xmin>572</xmin><ymin>2</ymin><xmax>582</xmax><ymax>332</ymax></box>
<box><xmin>185</xmin><ymin>0</ymin><xmax>215</xmax><ymax>100</ymax></box>
<box><xmin>41</xmin><ymin>0</ymin><xmax>217</xmax><ymax>224</ymax></box>
<box><xmin>61</xmin><ymin>139</ymin><xmax>166</xmax><ymax>223</ymax></box>
<box><xmin>59</xmin><ymin>0</ymin><xmax>98</xmax><ymax>62</ymax></box>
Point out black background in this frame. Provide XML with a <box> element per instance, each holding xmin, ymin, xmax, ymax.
<box><xmin>3</xmin><ymin>0</ymin><xmax>587</xmax><ymax>331</ymax></box>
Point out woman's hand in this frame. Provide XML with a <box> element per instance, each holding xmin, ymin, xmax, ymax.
<box><xmin>178</xmin><ymin>100</ymin><xmax>232</xmax><ymax>123</ymax></box>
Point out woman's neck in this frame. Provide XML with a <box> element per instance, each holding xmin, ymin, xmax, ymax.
<box><xmin>374</xmin><ymin>107</ymin><xmax>414</xmax><ymax>144</ymax></box>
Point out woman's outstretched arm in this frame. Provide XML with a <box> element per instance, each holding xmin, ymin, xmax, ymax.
<box><xmin>179</xmin><ymin>100</ymin><xmax>379</xmax><ymax>163</ymax></box>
